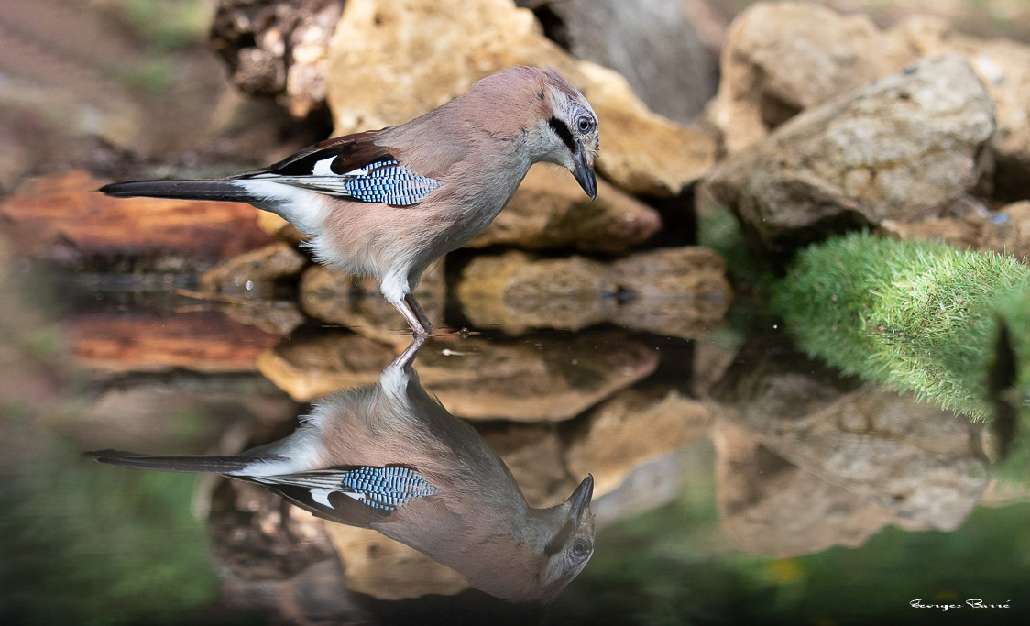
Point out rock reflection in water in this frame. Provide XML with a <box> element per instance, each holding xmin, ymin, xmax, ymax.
<box><xmin>707</xmin><ymin>331</ymin><xmax>991</xmax><ymax>557</ymax></box>
<box><xmin>90</xmin><ymin>340</ymin><xmax>596</xmax><ymax>604</ymax></box>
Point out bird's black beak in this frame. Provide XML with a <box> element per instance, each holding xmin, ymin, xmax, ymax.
<box><xmin>567</xmin><ymin>474</ymin><xmax>594</xmax><ymax>524</ymax></box>
<box><xmin>572</xmin><ymin>146</ymin><xmax>597</xmax><ymax>200</ymax></box>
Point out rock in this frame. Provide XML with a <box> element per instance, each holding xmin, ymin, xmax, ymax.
<box><xmin>518</xmin><ymin>0</ymin><xmax>717</xmax><ymax>124</ymax></box>
<box><xmin>714</xmin><ymin>2</ymin><xmax>916</xmax><ymax>154</ymax></box>
<box><xmin>467</xmin><ymin>167</ymin><xmax>662</xmax><ymax>253</ymax></box>
<box><xmin>326</xmin><ymin>525</ymin><xmax>468</xmax><ymax>599</ymax></box>
<box><xmin>711</xmin><ymin>333</ymin><xmax>989</xmax><ymax>533</ymax></box>
<box><xmin>325</xmin><ymin>0</ymin><xmax>716</xmax><ymax>196</ymax></box>
<box><xmin>220</xmin><ymin>560</ymin><xmax>362</xmax><ymax>624</ymax></box>
<box><xmin>699</xmin><ymin>55</ymin><xmax>995</xmax><ymax>257</ymax></box>
<box><xmin>878</xmin><ymin>200</ymin><xmax>1030</xmax><ymax>262</ymax></box>
<box><xmin>258</xmin><ymin>333</ymin><xmax>659</xmax><ymax>421</ymax></box>
<box><xmin>67</xmin><ymin>311</ymin><xmax>281</xmax><ymax>373</ymax></box>
<box><xmin>208</xmin><ymin>479</ymin><xmax>337</xmax><ymax>580</ymax></box>
<box><xmin>567</xmin><ymin>388</ymin><xmax>710</xmax><ymax>495</ymax></box>
<box><xmin>299</xmin><ymin>263</ymin><xmax>445</xmax><ymax>344</ymax></box>
<box><xmin>712</xmin><ymin>419</ymin><xmax>905</xmax><ymax>557</ymax></box>
<box><xmin>256</xmin><ymin>332</ymin><xmax>396</xmax><ymax>401</ymax></box>
<box><xmin>610</xmin><ymin>247</ymin><xmax>730</xmax><ymax>337</ymax></box>
<box><xmin>211</xmin><ymin>0</ymin><xmax>345</xmax><ymax>118</ymax></box>
<box><xmin>737</xmin><ymin>386</ymin><xmax>988</xmax><ymax>532</ymax></box>
<box><xmin>456</xmin><ymin>251</ymin><xmax>616</xmax><ymax>333</ymax></box>
<box><xmin>895</xmin><ymin>16</ymin><xmax>1030</xmax><ymax>200</ymax></box>
<box><xmin>879</xmin><ymin>214</ymin><xmax>985</xmax><ymax>250</ymax></box>
<box><xmin>455</xmin><ymin>246</ymin><xmax>730</xmax><ymax>337</ymax></box>
<box><xmin>415</xmin><ymin>334</ymin><xmax>660</xmax><ymax>422</ymax></box>
<box><xmin>981</xmin><ymin>202</ymin><xmax>1030</xmax><ymax>262</ymax></box>
<box><xmin>218</xmin><ymin>300</ymin><xmax>306</xmax><ymax>336</ymax></box>
<box><xmin>588</xmin><ymin>450</ymin><xmax>691</xmax><ymax>525</ymax></box>
<box><xmin>255</xmin><ymin>211</ymin><xmax>307</xmax><ymax>244</ymax></box>
<box><xmin>201</xmin><ymin>241</ymin><xmax>307</xmax><ymax>291</ymax></box>
<box><xmin>479</xmin><ymin>423</ymin><xmax>574</xmax><ymax>507</ymax></box>
<box><xmin>0</xmin><ymin>171</ymin><xmax>275</xmax><ymax>265</ymax></box>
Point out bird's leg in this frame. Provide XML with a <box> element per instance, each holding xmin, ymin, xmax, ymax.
<box><xmin>392</xmin><ymin>297</ymin><xmax>432</xmax><ymax>337</ymax></box>
<box><xmin>392</xmin><ymin>334</ymin><xmax>426</xmax><ymax>369</ymax></box>
<box><xmin>405</xmin><ymin>293</ymin><xmax>434</xmax><ymax>336</ymax></box>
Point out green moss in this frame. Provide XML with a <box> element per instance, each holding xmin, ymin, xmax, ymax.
<box><xmin>777</xmin><ymin>233</ymin><xmax>1030</xmax><ymax>421</ymax></box>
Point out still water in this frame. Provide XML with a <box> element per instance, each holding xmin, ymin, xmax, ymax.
<box><xmin>1</xmin><ymin>263</ymin><xmax>1029</xmax><ymax>626</ymax></box>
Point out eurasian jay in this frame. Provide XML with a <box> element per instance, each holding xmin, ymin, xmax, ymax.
<box><xmin>99</xmin><ymin>67</ymin><xmax>600</xmax><ymax>336</ymax></box>
<box><xmin>89</xmin><ymin>341</ymin><xmax>596</xmax><ymax>603</ymax></box>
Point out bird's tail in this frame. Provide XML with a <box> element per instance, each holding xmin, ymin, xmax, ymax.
<box><xmin>87</xmin><ymin>449</ymin><xmax>257</xmax><ymax>474</ymax></box>
<box><xmin>98</xmin><ymin>180</ymin><xmax>258</xmax><ymax>203</ymax></box>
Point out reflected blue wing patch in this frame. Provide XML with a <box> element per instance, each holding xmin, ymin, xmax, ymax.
<box><xmin>254</xmin><ymin>465</ymin><xmax>437</xmax><ymax>514</ymax></box>
<box><xmin>339</xmin><ymin>465</ymin><xmax>438</xmax><ymax>512</ymax></box>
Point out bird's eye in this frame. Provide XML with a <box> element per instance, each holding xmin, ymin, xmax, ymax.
<box><xmin>576</xmin><ymin>115</ymin><xmax>595</xmax><ymax>134</ymax></box>
<box><xmin>571</xmin><ymin>539</ymin><xmax>591</xmax><ymax>558</ymax></box>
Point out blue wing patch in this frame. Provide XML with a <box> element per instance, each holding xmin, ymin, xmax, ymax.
<box><xmin>339</xmin><ymin>465</ymin><xmax>438</xmax><ymax>512</ymax></box>
<box><xmin>343</xmin><ymin>158</ymin><xmax>441</xmax><ymax>205</ymax></box>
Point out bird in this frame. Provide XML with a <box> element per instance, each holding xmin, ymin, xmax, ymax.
<box><xmin>99</xmin><ymin>66</ymin><xmax>600</xmax><ymax>336</ymax></box>
<box><xmin>88</xmin><ymin>340</ymin><xmax>596</xmax><ymax>603</ymax></box>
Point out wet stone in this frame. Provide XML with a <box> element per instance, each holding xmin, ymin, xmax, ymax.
<box><xmin>567</xmin><ymin>388</ymin><xmax>710</xmax><ymax>495</ymax></box>
<box><xmin>201</xmin><ymin>241</ymin><xmax>307</xmax><ymax>292</ymax></box>
<box><xmin>299</xmin><ymin>263</ymin><xmax>445</xmax><ymax>345</ymax></box>
<box><xmin>456</xmin><ymin>246</ymin><xmax>730</xmax><ymax>338</ymax></box>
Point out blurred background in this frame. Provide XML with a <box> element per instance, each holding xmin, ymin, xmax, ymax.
<box><xmin>3</xmin><ymin>1</ymin><xmax>1030</xmax><ymax>624</ymax></box>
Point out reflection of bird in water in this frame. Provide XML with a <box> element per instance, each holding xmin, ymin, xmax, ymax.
<box><xmin>89</xmin><ymin>341</ymin><xmax>595</xmax><ymax>603</ymax></box>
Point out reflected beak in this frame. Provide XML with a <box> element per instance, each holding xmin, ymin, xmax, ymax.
<box><xmin>572</xmin><ymin>146</ymin><xmax>597</xmax><ymax>200</ymax></box>
<box><xmin>567</xmin><ymin>474</ymin><xmax>594</xmax><ymax>524</ymax></box>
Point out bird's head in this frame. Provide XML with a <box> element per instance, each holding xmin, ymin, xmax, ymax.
<box><xmin>535</xmin><ymin>69</ymin><xmax>599</xmax><ymax>200</ymax></box>
<box><xmin>535</xmin><ymin>473</ymin><xmax>596</xmax><ymax>602</ymax></box>
<box><xmin>467</xmin><ymin>67</ymin><xmax>599</xmax><ymax>200</ymax></box>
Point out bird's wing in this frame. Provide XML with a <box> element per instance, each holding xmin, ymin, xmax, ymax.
<box><xmin>236</xmin><ymin>130</ymin><xmax>442</xmax><ymax>206</ymax></box>
<box><xmin>250</xmin><ymin>465</ymin><xmax>438</xmax><ymax>521</ymax></box>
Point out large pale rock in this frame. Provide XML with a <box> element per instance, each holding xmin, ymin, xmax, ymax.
<box><xmin>714</xmin><ymin>2</ymin><xmax>916</xmax><ymax>154</ymax></box>
<box><xmin>259</xmin><ymin>333</ymin><xmax>659</xmax><ymax>421</ymax></box>
<box><xmin>468</xmin><ymin>167</ymin><xmax>661</xmax><ymax>253</ymax></box>
<box><xmin>0</xmin><ymin>171</ymin><xmax>275</xmax><ymax>264</ymax></box>
<box><xmin>326</xmin><ymin>0</ymin><xmax>716</xmax><ymax>196</ymax></box>
<box><xmin>455</xmin><ymin>247</ymin><xmax>730</xmax><ymax>337</ymax></box>
<box><xmin>700</xmin><ymin>55</ymin><xmax>995</xmax><ymax>257</ymax></box>
<box><xmin>896</xmin><ymin>17</ymin><xmax>1030</xmax><ymax>200</ymax></box>
<box><xmin>518</xmin><ymin>0</ymin><xmax>717</xmax><ymax>124</ymax></box>
<box><xmin>567</xmin><ymin>388</ymin><xmax>710</xmax><ymax>495</ymax></box>
<box><xmin>326</xmin><ymin>525</ymin><xmax>468</xmax><ymax>599</ymax></box>
<box><xmin>299</xmin><ymin>263</ymin><xmax>445</xmax><ymax>344</ymax></box>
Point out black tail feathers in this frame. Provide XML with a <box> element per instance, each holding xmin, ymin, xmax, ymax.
<box><xmin>98</xmin><ymin>180</ymin><xmax>257</xmax><ymax>203</ymax></box>
<box><xmin>86</xmin><ymin>449</ymin><xmax>256</xmax><ymax>474</ymax></box>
